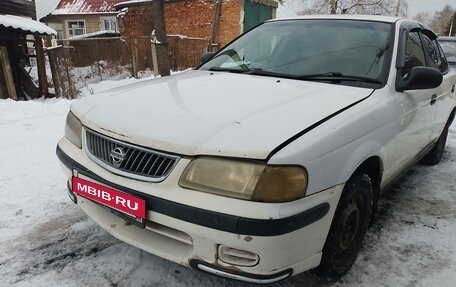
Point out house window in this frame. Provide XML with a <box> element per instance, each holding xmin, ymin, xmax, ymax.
<box><xmin>67</xmin><ymin>20</ymin><xmax>86</xmax><ymax>37</ymax></box>
<box><xmin>100</xmin><ymin>17</ymin><xmax>117</xmax><ymax>32</ymax></box>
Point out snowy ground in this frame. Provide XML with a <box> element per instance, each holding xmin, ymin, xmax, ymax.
<box><xmin>0</xmin><ymin>77</ymin><xmax>455</xmax><ymax>287</ymax></box>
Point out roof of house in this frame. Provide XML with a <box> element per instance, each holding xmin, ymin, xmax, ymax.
<box><xmin>51</xmin><ymin>0</ymin><xmax>125</xmax><ymax>15</ymax></box>
<box><xmin>0</xmin><ymin>14</ymin><xmax>57</xmax><ymax>35</ymax></box>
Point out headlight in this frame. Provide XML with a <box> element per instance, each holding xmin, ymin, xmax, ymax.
<box><xmin>179</xmin><ymin>157</ymin><xmax>308</xmax><ymax>203</ymax></box>
<box><xmin>65</xmin><ymin>111</ymin><xmax>82</xmax><ymax>148</ymax></box>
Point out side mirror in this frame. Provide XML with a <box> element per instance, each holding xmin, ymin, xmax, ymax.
<box><xmin>397</xmin><ymin>66</ymin><xmax>443</xmax><ymax>92</ymax></box>
<box><xmin>200</xmin><ymin>52</ymin><xmax>215</xmax><ymax>64</ymax></box>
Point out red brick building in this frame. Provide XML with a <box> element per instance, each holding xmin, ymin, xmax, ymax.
<box><xmin>116</xmin><ymin>0</ymin><xmax>278</xmax><ymax>47</ymax></box>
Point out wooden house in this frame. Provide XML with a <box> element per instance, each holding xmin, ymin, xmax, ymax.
<box><xmin>41</xmin><ymin>0</ymin><xmax>124</xmax><ymax>39</ymax></box>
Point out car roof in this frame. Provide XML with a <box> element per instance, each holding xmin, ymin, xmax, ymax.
<box><xmin>438</xmin><ymin>36</ymin><xmax>456</xmax><ymax>41</ymax></box>
<box><xmin>269</xmin><ymin>14</ymin><xmax>402</xmax><ymax>24</ymax></box>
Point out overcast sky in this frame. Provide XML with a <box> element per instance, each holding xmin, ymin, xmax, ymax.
<box><xmin>35</xmin><ymin>0</ymin><xmax>454</xmax><ymax>20</ymax></box>
<box><xmin>407</xmin><ymin>0</ymin><xmax>453</xmax><ymax>17</ymax></box>
<box><xmin>36</xmin><ymin>0</ymin><xmax>60</xmax><ymax>20</ymax></box>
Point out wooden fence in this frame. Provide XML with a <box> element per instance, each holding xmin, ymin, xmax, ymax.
<box><xmin>59</xmin><ymin>37</ymin><xmax>131</xmax><ymax>68</ymax></box>
<box><xmin>47</xmin><ymin>46</ymin><xmax>79</xmax><ymax>99</ymax></box>
<box><xmin>168</xmin><ymin>36</ymin><xmax>211</xmax><ymax>71</ymax></box>
<box><xmin>58</xmin><ymin>36</ymin><xmax>209</xmax><ymax>72</ymax></box>
<box><xmin>48</xmin><ymin>36</ymin><xmax>209</xmax><ymax>98</ymax></box>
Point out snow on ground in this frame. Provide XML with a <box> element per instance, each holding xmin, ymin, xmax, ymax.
<box><xmin>0</xmin><ymin>77</ymin><xmax>455</xmax><ymax>286</ymax></box>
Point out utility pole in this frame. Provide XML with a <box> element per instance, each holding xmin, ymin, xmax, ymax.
<box><xmin>395</xmin><ymin>0</ymin><xmax>401</xmax><ymax>17</ymax></box>
<box><xmin>450</xmin><ymin>13</ymin><xmax>454</xmax><ymax>36</ymax></box>
<box><xmin>152</xmin><ymin>0</ymin><xmax>170</xmax><ymax>76</ymax></box>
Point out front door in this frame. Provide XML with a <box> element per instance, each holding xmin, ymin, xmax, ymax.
<box><xmin>386</xmin><ymin>30</ymin><xmax>437</xmax><ymax>180</ymax></box>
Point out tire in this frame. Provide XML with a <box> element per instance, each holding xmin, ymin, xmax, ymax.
<box><xmin>314</xmin><ymin>174</ymin><xmax>373</xmax><ymax>281</ymax></box>
<box><xmin>421</xmin><ymin>124</ymin><xmax>449</xmax><ymax>165</ymax></box>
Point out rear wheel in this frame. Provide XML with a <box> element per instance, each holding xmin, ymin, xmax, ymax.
<box><xmin>314</xmin><ymin>174</ymin><xmax>373</xmax><ymax>280</ymax></box>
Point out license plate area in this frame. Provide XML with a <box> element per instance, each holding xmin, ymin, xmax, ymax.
<box><xmin>72</xmin><ymin>176</ymin><xmax>146</xmax><ymax>228</ymax></box>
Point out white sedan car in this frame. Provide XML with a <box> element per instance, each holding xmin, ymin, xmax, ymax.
<box><xmin>57</xmin><ymin>15</ymin><xmax>456</xmax><ymax>284</ymax></box>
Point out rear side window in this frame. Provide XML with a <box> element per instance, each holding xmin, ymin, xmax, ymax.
<box><xmin>402</xmin><ymin>31</ymin><xmax>425</xmax><ymax>77</ymax></box>
<box><xmin>436</xmin><ymin>41</ymin><xmax>449</xmax><ymax>73</ymax></box>
<box><xmin>421</xmin><ymin>34</ymin><xmax>441</xmax><ymax>70</ymax></box>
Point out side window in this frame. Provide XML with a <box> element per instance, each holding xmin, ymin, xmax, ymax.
<box><xmin>436</xmin><ymin>41</ymin><xmax>449</xmax><ymax>73</ymax></box>
<box><xmin>421</xmin><ymin>34</ymin><xmax>441</xmax><ymax>70</ymax></box>
<box><xmin>402</xmin><ymin>31</ymin><xmax>426</xmax><ymax>77</ymax></box>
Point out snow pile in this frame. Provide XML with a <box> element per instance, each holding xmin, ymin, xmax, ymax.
<box><xmin>115</xmin><ymin>0</ymin><xmax>151</xmax><ymax>7</ymax></box>
<box><xmin>0</xmin><ymin>77</ymin><xmax>455</xmax><ymax>286</ymax></box>
<box><xmin>68</xmin><ymin>30</ymin><xmax>119</xmax><ymax>40</ymax></box>
<box><xmin>70</xmin><ymin>62</ymin><xmax>139</xmax><ymax>95</ymax></box>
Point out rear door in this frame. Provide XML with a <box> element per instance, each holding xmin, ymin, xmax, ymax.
<box><xmin>423</xmin><ymin>35</ymin><xmax>455</xmax><ymax>140</ymax></box>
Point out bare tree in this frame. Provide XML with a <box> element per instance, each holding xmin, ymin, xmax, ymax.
<box><xmin>413</xmin><ymin>12</ymin><xmax>432</xmax><ymax>26</ymax></box>
<box><xmin>394</xmin><ymin>0</ymin><xmax>408</xmax><ymax>17</ymax></box>
<box><xmin>429</xmin><ymin>5</ymin><xmax>455</xmax><ymax>36</ymax></box>
<box><xmin>299</xmin><ymin>0</ymin><xmax>407</xmax><ymax>16</ymax></box>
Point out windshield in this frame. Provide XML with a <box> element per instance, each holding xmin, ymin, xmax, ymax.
<box><xmin>439</xmin><ymin>39</ymin><xmax>456</xmax><ymax>63</ymax></box>
<box><xmin>199</xmin><ymin>20</ymin><xmax>393</xmax><ymax>87</ymax></box>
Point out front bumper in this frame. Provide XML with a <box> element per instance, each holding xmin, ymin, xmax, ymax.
<box><xmin>57</xmin><ymin>139</ymin><xmax>343</xmax><ymax>283</ymax></box>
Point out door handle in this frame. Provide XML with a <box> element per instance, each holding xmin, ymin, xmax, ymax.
<box><xmin>430</xmin><ymin>94</ymin><xmax>437</xmax><ymax>105</ymax></box>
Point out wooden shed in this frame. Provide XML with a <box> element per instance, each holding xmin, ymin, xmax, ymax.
<box><xmin>0</xmin><ymin>0</ymin><xmax>57</xmax><ymax>100</ymax></box>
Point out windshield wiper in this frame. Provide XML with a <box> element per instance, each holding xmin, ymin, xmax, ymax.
<box><xmin>294</xmin><ymin>72</ymin><xmax>382</xmax><ymax>84</ymax></box>
<box><xmin>208</xmin><ymin>69</ymin><xmax>382</xmax><ymax>84</ymax></box>
<box><xmin>208</xmin><ymin>67</ymin><xmax>290</xmax><ymax>78</ymax></box>
<box><xmin>208</xmin><ymin>67</ymin><xmax>246</xmax><ymax>73</ymax></box>
<box><xmin>242</xmin><ymin>69</ymin><xmax>291</xmax><ymax>78</ymax></box>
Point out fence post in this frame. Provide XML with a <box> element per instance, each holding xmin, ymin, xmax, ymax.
<box><xmin>131</xmin><ymin>38</ymin><xmax>139</xmax><ymax>77</ymax></box>
<box><xmin>151</xmin><ymin>41</ymin><xmax>159</xmax><ymax>76</ymax></box>
<box><xmin>47</xmin><ymin>47</ymin><xmax>62</xmax><ymax>98</ymax></box>
<box><xmin>35</xmin><ymin>33</ymin><xmax>49</xmax><ymax>98</ymax></box>
<box><xmin>0</xmin><ymin>46</ymin><xmax>17</xmax><ymax>100</ymax></box>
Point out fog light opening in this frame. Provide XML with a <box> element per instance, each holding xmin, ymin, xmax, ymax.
<box><xmin>218</xmin><ymin>245</ymin><xmax>259</xmax><ymax>267</ymax></box>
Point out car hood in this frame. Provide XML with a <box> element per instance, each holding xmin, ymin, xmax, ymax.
<box><xmin>72</xmin><ymin>70</ymin><xmax>373</xmax><ymax>159</ymax></box>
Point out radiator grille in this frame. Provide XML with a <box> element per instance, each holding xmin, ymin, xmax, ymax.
<box><xmin>85</xmin><ymin>129</ymin><xmax>179</xmax><ymax>182</ymax></box>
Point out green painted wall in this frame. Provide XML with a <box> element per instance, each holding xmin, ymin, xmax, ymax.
<box><xmin>244</xmin><ymin>0</ymin><xmax>273</xmax><ymax>32</ymax></box>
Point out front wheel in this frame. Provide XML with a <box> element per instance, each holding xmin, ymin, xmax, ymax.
<box><xmin>314</xmin><ymin>174</ymin><xmax>373</xmax><ymax>281</ymax></box>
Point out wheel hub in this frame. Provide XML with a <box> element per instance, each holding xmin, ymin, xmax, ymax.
<box><xmin>339</xmin><ymin>199</ymin><xmax>360</xmax><ymax>251</ymax></box>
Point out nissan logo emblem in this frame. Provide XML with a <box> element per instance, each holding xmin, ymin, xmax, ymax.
<box><xmin>110</xmin><ymin>146</ymin><xmax>128</xmax><ymax>167</ymax></box>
